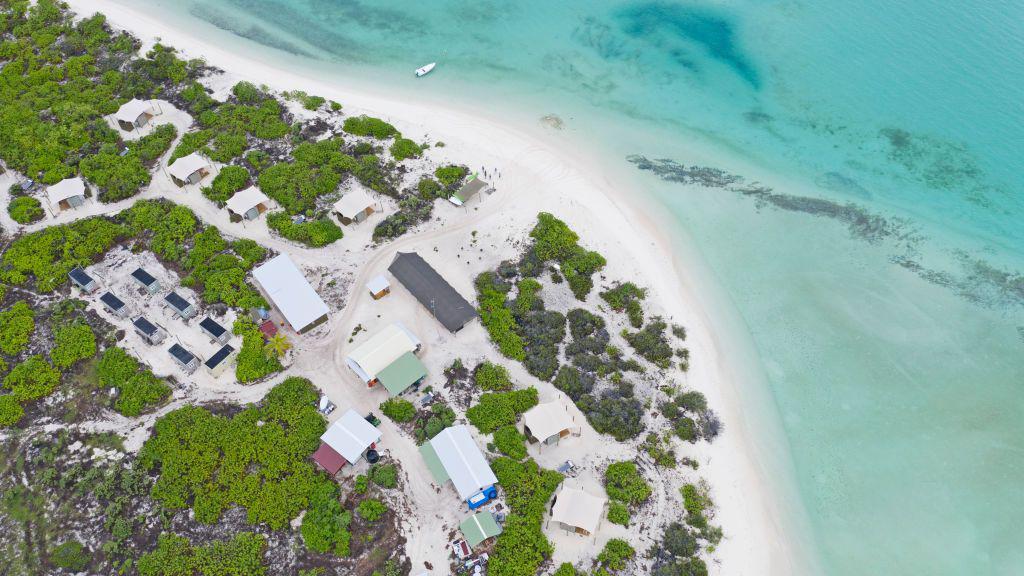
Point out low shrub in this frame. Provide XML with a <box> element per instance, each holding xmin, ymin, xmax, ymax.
<box><xmin>603</xmin><ymin>461</ymin><xmax>651</xmax><ymax>507</ymax></box>
<box><xmin>390</xmin><ymin>137</ymin><xmax>422</xmax><ymax>161</ymax></box>
<box><xmin>0</xmin><ymin>301</ymin><xmax>35</xmax><ymax>355</ymax></box>
<box><xmin>380</xmin><ymin>397</ymin><xmax>416</xmax><ymax>422</ymax></box>
<box><xmin>434</xmin><ymin>164</ymin><xmax>468</xmax><ymax>190</ymax></box>
<box><xmin>201</xmin><ymin>165</ymin><xmax>249</xmax><ymax>204</ymax></box>
<box><xmin>623</xmin><ymin>318</ymin><xmax>674</xmax><ymax>369</ymax></box>
<box><xmin>50</xmin><ymin>322</ymin><xmax>96</xmax><ymax>369</ymax></box>
<box><xmin>8</xmin><ymin>196</ymin><xmax>44</xmax><ymax>224</ymax></box>
<box><xmin>137</xmin><ymin>532</ymin><xmax>267</xmax><ymax>576</ymax></box>
<box><xmin>475</xmin><ymin>272</ymin><xmax>525</xmax><ymax>360</ymax></box>
<box><xmin>607</xmin><ymin>501</ymin><xmax>630</xmax><ymax>526</ymax></box>
<box><xmin>3</xmin><ymin>356</ymin><xmax>60</xmax><ymax>401</ymax></box>
<box><xmin>301</xmin><ymin>478</ymin><xmax>352</xmax><ymax>556</ymax></box>
<box><xmin>493</xmin><ymin>425</ymin><xmax>527</xmax><ymax>460</ymax></box>
<box><xmin>600</xmin><ymin>282</ymin><xmax>646</xmax><ymax>328</ymax></box>
<box><xmin>466</xmin><ymin>388</ymin><xmax>538</xmax><ymax>433</ymax></box>
<box><xmin>473</xmin><ymin>361</ymin><xmax>513</xmax><ymax>391</ymax></box>
<box><xmin>51</xmin><ymin>540</ymin><xmax>90</xmax><ymax>571</ymax></box>
<box><xmin>356</xmin><ymin>499</ymin><xmax>387</xmax><ymax>522</ymax></box>
<box><xmin>489</xmin><ymin>457</ymin><xmax>564</xmax><ymax>576</ymax></box>
<box><xmin>0</xmin><ymin>395</ymin><xmax>25</xmax><ymax>427</ymax></box>
<box><xmin>597</xmin><ymin>538</ymin><xmax>635</xmax><ymax>572</ymax></box>
<box><xmin>236</xmin><ymin>329</ymin><xmax>283</xmax><ymax>383</ymax></box>
<box><xmin>343</xmin><ymin>115</ymin><xmax>398</xmax><ymax>139</ymax></box>
<box><xmin>369</xmin><ymin>463</ymin><xmax>398</xmax><ymax>489</ymax></box>
<box><xmin>267</xmin><ymin>212</ymin><xmax>343</xmax><ymax>247</ymax></box>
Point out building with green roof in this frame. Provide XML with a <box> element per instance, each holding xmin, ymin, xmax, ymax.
<box><xmin>377</xmin><ymin>350</ymin><xmax>428</xmax><ymax>396</ymax></box>
<box><xmin>459</xmin><ymin>511</ymin><xmax>502</xmax><ymax>548</ymax></box>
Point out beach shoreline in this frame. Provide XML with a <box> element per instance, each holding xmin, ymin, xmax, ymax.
<box><xmin>63</xmin><ymin>0</ymin><xmax>817</xmax><ymax>573</ymax></box>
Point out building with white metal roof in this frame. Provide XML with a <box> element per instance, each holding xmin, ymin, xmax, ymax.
<box><xmin>345</xmin><ymin>322</ymin><xmax>420</xmax><ymax>384</ymax></box>
<box><xmin>420</xmin><ymin>425</ymin><xmax>498</xmax><ymax>501</ymax></box>
<box><xmin>252</xmin><ymin>253</ymin><xmax>329</xmax><ymax>333</ymax></box>
<box><xmin>320</xmin><ymin>409</ymin><xmax>381</xmax><ymax>465</ymax></box>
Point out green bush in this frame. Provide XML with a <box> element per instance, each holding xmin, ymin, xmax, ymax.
<box><xmin>597</xmin><ymin>538</ymin><xmax>635</xmax><ymax>572</ymax></box>
<box><xmin>50</xmin><ymin>321</ymin><xmax>96</xmax><ymax>369</ymax></box>
<box><xmin>8</xmin><ymin>196</ymin><xmax>44</xmax><ymax>224</ymax></box>
<box><xmin>343</xmin><ymin>115</ymin><xmax>398</xmax><ymax>139</ymax></box>
<box><xmin>134</xmin><ymin>124</ymin><xmax>178</xmax><ymax>163</ymax></box>
<box><xmin>529</xmin><ymin>213</ymin><xmax>606</xmax><ymax>300</ymax></box>
<box><xmin>489</xmin><ymin>457</ymin><xmax>563</xmax><ymax>576</ymax></box>
<box><xmin>414</xmin><ymin>402</ymin><xmax>457</xmax><ymax>444</ymax></box>
<box><xmin>267</xmin><ymin>212</ymin><xmax>343</xmax><ymax>247</ymax></box>
<box><xmin>553</xmin><ymin>564</ymin><xmax>581</xmax><ymax>576</ymax></box>
<box><xmin>0</xmin><ymin>395</ymin><xmax>25</xmax><ymax>428</ymax></box>
<box><xmin>3</xmin><ymin>356</ymin><xmax>60</xmax><ymax>401</ymax></box>
<box><xmin>475</xmin><ymin>272</ymin><xmax>526</xmax><ymax>361</ymax></box>
<box><xmin>356</xmin><ymin>499</ymin><xmax>387</xmax><ymax>522</ymax></box>
<box><xmin>434</xmin><ymin>164</ymin><xmax>468</xmax><ymax>189</ymax></box>
<box><xmin>202</xmin><ymin>165</ymin><xmax>249</xmax><ymax>204</ymax></box>
<box><xmin>466</xmin><ymin>388</ymin><xmax>538</xmax><ymax>433</ymax></box>
<box><xmin>603</xmin><ymin>461</ymin><xmax>651</xmax><ymax>507</ymax></box>
<box><xmin>354</xmin><ymin>475</ymin><xmax>369</xmax><ymax>494</ymax></box>
<box><xmin>301</xmin><ymin>478</ymin><xmax>352</xmax><ymax>556</ymax></box>
<box><xmin>50</xmin><ymin>540</ymin><xmax>90</xmax><ymax>571</ymax></box>
<box><xmin>600</xmin><ymin>282</ymin><xmax>646</xmax><ymax>328</ymax></box>
<box><xmin>137</xmin><ymin>532</ymin><xmax>267</xmax><ymax>576</ymax></box>
<box><xmin>623</xmin><ymin>319</ymin><xmax>674</xmax><ymax>369</ymax></box>
<box><xmin>0</xmin><ymin>216</ymin><xmax>126</xmax><ymax>292</ymax></box>
<box><xmin>493</xmin><ymin>425</ymin><xmax>527</xmax><ymax>460</ymax></box>
<box><xmin>607</xmin><ymin>501</ymin><xmax>630</xmax><ymax>526</ymax></box>
<box><xmin>389</xmin><ymin>137</ymin><xmax>422</xmax><ymax>161</ymax></box>
<box><xmin>117</xmin><ymin>372</ymin><xmax>171</xmax><ymax>417</ymax></box>
<box><xmin>232</xmin><ymin>81</ymin><xmax>261</xmax><ymax>104</ymax></box>
<box><xmin>0</xmin><ymin>301</ymin><xmax>35</xmax><ymax>355</ymax></box>
<box><xmin>369</xmin><ymin>463</ymin><xmax>398</xmax><ymax>489</ymax></box>
<box><xmin>379</xmin><ymin>397</ymin><xmax>416</xmax><ymax>422</ymax></box>
<box><xmin>372</xmin><ymin>195</ymin><xmax>432</xmax><ymax>241</ymax></box>
<box><xmin>473</xmin><ymin>361</ymin><xmax>513</xmax><ymax>391</ymax></box>
<box><xmin>416</xmin><ymin>177</ymin><xmax>442</xmax><ymax>200</ymax></box>
<box><xmin>236</xmin><ymin>329</ymin><xmax>283</xmax><ymax>383</ymax></box>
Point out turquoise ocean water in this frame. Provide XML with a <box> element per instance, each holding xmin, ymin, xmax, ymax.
<box><xmin>124</xmin><ymin>1</ymin><xmax>1024</xmax><ymax>573</ymax></box>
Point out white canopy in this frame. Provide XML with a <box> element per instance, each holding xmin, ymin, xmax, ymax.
<box><xmin>321</xmin><ymin>409</ymin><xmax>381</xmax><ymax>464</ymax></box>
<box><xmin>550</xmin><ymin>486</ymin><xmax>606</xmax><ymax>534</ymax></box>
<box><xmin>345</xmin><ymin>323</ymin><xmax>420</xmax><ymax>382</ymax></box>
<box><xmin>115</xmin><ymin>98</ymin><xmax>153</xmax><ymax>123</ymax></box>
<box><xmin>252</xmin><ymin>253</ymin><xmax>329</xmax><ymax>332</ymax></box>
<box><xmin>522</xmin><ymin>400</ymin><xmax>576</xmax><ymax>441</ymax></box>
<box><xmin>430</xmin><ymin>425</ymin><xmax>497</xmax><ymax>500</ymax></box>
<box><xmin>225</xmin><ymin>186</ymin><xmax>269</xmax><ymax>215</ymax></box>
<box><xmin>333</xmin><ymin>188</ymin><xmax>374</xmax><ymax>219</ymax></box>
<box><xmin>167</xmin><ymin>152</ymin><xmax>208</xmax><ymax>181</ymax></box>
<box><xmin>366</xmin><ymin>275</ymin><xmax>390</xmax><ymax>294</ymax></box>
<box><xmin>47</xmin><ymin>177</ymin><xmax>86</xmax><ymax>205</ymax></box>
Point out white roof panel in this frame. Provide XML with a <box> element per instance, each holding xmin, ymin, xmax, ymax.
<box><xmin>346</xmin><ymin>323</ymin><xmax>419</xmax><ymax>382</ymax></box>
<box><xmin>321</xmin><ymin>409</ymin><xmax>381</xmax><ymax>463</ymax></box>
<box><xmin>366</xmin><ymin>275</ymin><xmax>390</xmax><ymax>294</ymax></box>
<box><xmin>225</xmin><ymin>185</ymin><xmax>268</xmax><ymax>214</ymax></box>
<box><xmin>522</xmin><ymin>400</ymin><xmax>575</xmax><ymax>441</ymax></box>
<box><xmin>167</xmin><ymin>152</ymin><xmax>209</xmax><ymax>180</ymax></box>
<box><xmin>333</xmin><ymin>188</ymin><xmax>375</xmax><ymax>219</ymax></box>
<box><xmin>550</xmin><ymin>486</ymin><xmax>606</xmax><ymax>534</ymax></box>
<box><xmin>430</xmin><ymin>425</ymin><xmax>497</xmax><ymax>499</ymax></box>
<box><xmin>115</xmin><ymin>98</ymin><xmax>153</xmax><ymax>123</ymax></box>
<box><xmin>47</xmin><ymin>177</ymin><xmax>86</xmax><ymax>204</ymax></box>
<box><xmin>252</xmin><ymin>254</ymin><xmax>329</xmax><ymax>332</ymax></box>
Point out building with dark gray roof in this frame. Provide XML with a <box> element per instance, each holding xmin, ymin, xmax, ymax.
<box><xmin>133</xmin><ymin>316</ymin><xmax>165</xmax><ymax>345</ymax></box>
<box><xmin>199</xmin><ymin>317</ymin><xmax>229</xmax><ymax>344</ymax></box>
<box><xmin>204</xmin><ymin>344</ymin><xmax>236</xmax><ymax>376</ymax></box>
<box><xmin>388</xmin><ymin>252</ymin><xmax>477</xmax><ymax>332</ymax></box>
<box><xmin>164</xmin><ymin>291</ymin><xmax>196</xmax><ymax>319</ymax></box>
<box><xmin>68</xmin><ymin>267</ymin><xmax>97</xmax><ymax>292</ymax></box>
<box><xmin>131</xmin><ymin>267</ymin><xmax>161</xmax><ymax>294</ymax></box>
<box><xmin>168</xmin><ymin>343</ymin><xmax>199</xmax><ymax>373</ymax></box>
<box><xmin>100</xmin><ymin>292</ymin><xmax>127</xmax><ymax>317</ymax></box>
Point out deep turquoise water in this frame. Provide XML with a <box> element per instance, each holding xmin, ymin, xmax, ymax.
<box><xmin>127</xmin><ymin>1</ymin><xmax>1024</xmax><ymax>573</ymax></box>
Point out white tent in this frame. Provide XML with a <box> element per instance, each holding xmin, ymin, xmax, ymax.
<box><xmin>252</xmin><ymin>253</ymin><xmax>329</xmax><ymax>333</ymax></box>
<box><xmin>332</xmin><ymin>188</ymin><xmax>375</xmax><ymax>223</ymax></box>
<box><xmin>167</xmin><ymin>152</ymin><xmax>209</xmax><ymax>183</ymax></box>
<box><xmin>225</xmin><ymin>186</ymin><xmax>270</xmax><ymax>218</ymax></box>
<box><xmin>321</xmin><ymin>409</ymin><xmax>381</xmax><ymax>464</ymax></box>
<box><xmin>47</xmin><ymin>177</ymin><xmax>86</xmax><ymax>208</ymax></box>
<box><xmin>522</xmin><ymin>400</ymin><xmax>577</xmax><ymax>444</ymax></box>
<box><xmin>115</xmin><ymin>98</ymin><xmax>153</xmax><ymax>125</ymax></box>
<box><xmin>426</xmin><ymin>425</ymin><xmax>497</xmax><ymax>500</ymax></box>
<box><xmin>345</xmin><ymin>322</ymin><xmax>420</xmax><ymax>383</ymax></box>
<box><xmin>550</xmin><ymin>486</ymin><xmax>606</xmax><ymax>535</ymax></box>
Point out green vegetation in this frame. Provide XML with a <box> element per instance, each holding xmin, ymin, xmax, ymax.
<box><xmin>3</xmin><ymin>356</ymin><xmax>60</xmax><ymax>401</ymax></box>
<box><xmin>0</xmin><ymin>395</ymin><xmax>25</xmax><ymax>427</ymax></box>
<box><xmin>641</xmin><ymin>432</ymin><xmax>677</xmax><ymax>468</ymax></box>
<box><xmin>202</xmin><ymin>164</ymin><xmax>249</xmax><ymax>204</ymax></box>
<box><xmin>379</xmin><ymin>397</ymin><xmax>416</xmax><ymax>422</ymax></box>
<box><xmin>623</xmin><ymin>318</ymin><xmax>674</xmax><ymax>369</ymax></box>
<box><xmin>553</xmin><ymin>564</ymin><xmax>582</xmax><ymax>576</ymax></box>
<box><xmin>233</xmin><ymin>318</ymin><xmax>283</xmax><ymax>383</ymax></box>
<box><xmin>283</xmin><ymin>90</ymin><xmax>326</xmax><ymax>110</ymax></box>
<box><xmin>660</xmin><ymin>389</ymin><xmax>720</xmax><ymax>442</ymax></box>
<box><xmin>356</xmin><ymin>498</ymin><xmax>387</xmax><ymax>522</ymax></box>
<box><xmin>607</xmin><ymin>501</ymin><xmax>630</xmax><ymax>526</ymax></box>
<box><xmin>434</xmin><ymin>164</ymin><xmax>468</xmax><ymax>190</ymax></box>
<box><xmin>576</xmin><ymin>384</ymin><xmax>645</xmax><ymax>441</ymax></box>
<box><xmin>369</xmin><ymin>463</ymin><xmax>399</xmax><ymax>489</ymax></box>
<box><xmin>596</xmin><ymin>538</ymin><xmax>635</xmax><ymax>573</ymax></box>
<box><xmin>99</xmin><ymin>346</ymin><xmax>172</xmax><ymax>416</ymax></box>
<box><xmin>466</xmin><ymin>387</ymin><xmax>538</xmax><ymax>433</ymax></box>
<box><xmin>529</xmin><ymin>212</ymin><xmax>606</xmax><ymax>300</ymax></box>
<box><xmin>138</xmin><ymin>377</ymin><xmax>325</xmax><ymax>528</ymax></box>
<box><xmin>600</xmin><ymin>282</ymin><xmax>646</xmax><ymax>328</ymax></box>
<box><xmin>0</xmin><ymin>301</ymin><xmax>35</xmax><ymax>355</ymax></box>
<box><xmin>416</xmin><ymin>177</ymin><xmax>442</xmax><ymax>200</ymax></box>
<box><xmin>489</xmin><ymin>457</ymin><xmax>563</xmax><ymax>576</ymax></box>
<box><xmin>390</xmin><ymin>137</ymin><xmax>423</xmax><ymax>161</ymax></box>
<box><xmin>493</xmin><ymin>425</ymin><xmax>527</xmax><ymax>460</ymax></box>
<box><xmin>343</xmin><ymin>115</ymin><xmax>398</xmax><ymax>139</ymax></box>
<box><xmin>372</xmin><ymin>196</ymin><xmax>433</xmax><ymax>241</ymax></box>
<box><xmin>267</xmin><ymin>212</ymin><xmax>343</xmax><ymax>247</ymax></box>
<box><xmin>82</xmin><ymin>124</ymin><xmax>177</xmax><ymax>202</ymax></box>
<box><xmin>475</xmin><ymin>272</ymin><xmax>526</xmax><ymax>360</ymax></box>
<box><xmin>49</xmin><ymin>321</ymin><xmax>96</xmax><ymax>369</ymax></box>
<box><xmin>301</xmin><ymin>478</ymin><xmax>352</xmax><ymax>556</ymax></box>
<box><xmin>0</xmin><ymin>216</ymin><xmax>125</xmax><ymax>292</ymax></box>
<box><xmin>137</xmin><ymin>532</ymin><xmax>267</xmax><ymax>576</ymax></box>
<box><xmin>680</xmin><ymin>481</ymin><xmax>722</xmax><ymax>546</ymax></box>
<box><xmin>50</xmin><ymin>540</ymin><xmax>90</xmax><ymax>571</ymax></box>
<box><xmin>473</xmin><ymin>361</ymin><xmax>514</xmax><ymax>391</ymax></box>
<box><xmin>354</xmin><ymin>475</ymin><xmax>369</xmax><ymax>494</ymax></box>
<box><xmin>413</xmin><ymin>402</ymin><xmax>457</xmax><ymax>444</ymax></box>
<box><xmin>8</xmin><ymin>196</ymin><xmax>44</xmax><ymax>224</ymax></box>
<box><xmin>603</xmin><ymin>461</ymin><xmax>651</xmax><ymax>509</ymax></box>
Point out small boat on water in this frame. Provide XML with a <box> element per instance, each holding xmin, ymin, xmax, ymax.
<box><xmin>415</xmin><ymin>62</ymin><xmax>436</xmax><ymax>77</ymax></box>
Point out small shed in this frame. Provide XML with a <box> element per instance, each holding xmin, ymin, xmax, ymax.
<box><xmin>449</xmin><ymin>178</ymin><xmax>489</xmax><ymax>206</ymax></box>
<box><xmin>99</xmin><ymin>292</ymin><xmax>128</xmax><ymax>317</ymax></box>
<box><xmin>332</xmin><ymin>188</ymin><xmax>376</xmax><ymax>224</ymax></box>
<box><xmin>522</xmin><ymin>400</ymin><xmax>579</xmax><ymax>447</ymax></box>
<box><xmin>225</xmin><ymin>186</ymin><xmax>271</xmax><ymax>221</ymax></box>
<box><xmin>258</xmin><ymin>319</ymin><xmax>278</xmax><ymax>341</ymax></box>
<box><xmin>168</xmin><ymin>343</ymin><xmax>199</xmax><ymax>373</ymax></box>
<box><xmin>115</xmin><ymin>98</ymin><xmax>155</xmax><ymax>130</ymax></box>
<box><xmin>167</xmin><ymin>152</ymin><xmax>210</xmax><ymax>186</ymax></box>
<box><xmin>131</xmin><ymin>267</ymin><xmax>161</xmax><ymax>294</ymax></box>
<box><xmin>345</xmin><ymin>323</ymin><xmax>421</xmax><ymax>385</ymax></box>
<box><xmin>459</xmin><ymin>511</ymin><xmax>503</xmax><ymax>548</ymax></box>
<box><xmin>377</xmin><ymin>351</ymin><xmax>428</xmax><ymax>397</ymax></box>
<box><xmin>388</xmin><ymin>252</ymin><xmax>477</xmax><ymax>332</ymax></box>
<box><xmin>199</xmin><ymin>317</ymin><xmax>230</xmax><ymax>344</ymax></box>
<box><xmin>320</xmin><ymin>409</ymin><xmax>382</xmax><ymax>466</ymax></box>
<box><xmin>548</xmin><ymin>486</ymin><xmax>607</xmax><ymax>537</ymax></box>
<box><xmin>204</xmin><ymin>344</ymin><xmax>236</xmax><ymax>377</ymax></box>
<box><xmin>133</xmin><ymin>317</ymin><xmax>165</xmax><ymax>345</ymax></box>
<box><xmin>420</xmin><ymin>425</ymin><xmax>498</xmax><ymax>506</ymax></box>
<box><xmin>312</xmin><ymin>443</ymin><xmax>347</xmax><ymax>476</ymax></box>
<box><xmin>47</xmin><ymin>177</ymin><xmax>87</xmax><ymax>211</ymax></box>
<box><xmin>252</xmin><ymin>254</ymin><xmax>329</xmax><ymax>333</ymax></box>
<box><xmin>164</xmin><ymin>291</ymin><xmax>196</xmax><ymax>319</ymax></box>
<box><xmin>68</xmin><ymin>267</ymin><xmax>98</xmax><ymax>293</ymax></box>
<box><xmin>366</xmin><ymin>275</ymin><xmax>390</xmax><ymax>300</ymax></box>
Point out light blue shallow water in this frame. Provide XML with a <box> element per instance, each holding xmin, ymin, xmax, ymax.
<box><xmin>125</xmin><ymin>1</ymin><xmax>1024</xmax><ymax>573</ymax></box>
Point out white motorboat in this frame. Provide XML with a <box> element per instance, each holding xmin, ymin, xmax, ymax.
<box><xmin>415</xmin><ymin>62</ymin><xmax>436</xmax><ymax>77</ymax></box>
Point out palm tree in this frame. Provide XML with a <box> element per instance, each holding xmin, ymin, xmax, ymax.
<box><xmin>264</xmin><ymin>333</ymin><xmax>291</xmax><ymax>359</ymax></box>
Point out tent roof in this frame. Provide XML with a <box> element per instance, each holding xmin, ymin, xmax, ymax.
<box><xmin>252</xmin><ymin>254</ymin><xmax>329</xmax><ymax>332</ymax></box>
<box><xmin>454</xmin><ymin>178</ymin><xmax>489</xmax><ymax>203</ymax></box>
<box><xmin>333</xmin><ymin>188</ymin><xmax>374</xmax><ymax>219</ymax></box>
<box><xmin>388</xmin><ymin>252</ymin><xmax>477</xmax><ymax>332</ymax></box>
<box><xmin>48</xmin><ymin>177</ymin><xmax>86</xmax><ymax>204</ymax></box>
<box><xmin>522</xmin><ymin>400</ymin><xmax>575</xmax><ymax>441</ymax></box>
<box><xmin>459</xmin><ymin>512</ymin><xmax>502</xmax><ymax>548</ymax></box>
<box><xmin>225</xmin><ymin>186</ymin><xmax>269</xmax><ymax>215</ymax></box>
<box><xmin>424</xmin><ymin>425</ymin><xmax>497</xmax><ymax>499</ymax></box>
<box><xmin>346</xmin><ymin>323</ymin><xmax>419</xmax><ymax>381</ymax></box>
<box><xmin>377</xmin><ymin>351</ymin><xmax>428</xmax><ymax>396</ymax></box>
<box><xmin>115</xmin><ymin>98</ymin><xmax>153</xmax><ymax>123</ymax></box>
<box><xmin>321</xmin><ymin>409</ymin><xmax>381</xmax><ymax>463</ymax></box>
<box><xmin>167</xmin><ymin>152</ymin><xmax>208</xmax><ymax>180</ymax></box>
<box><xmin>312</xmin><ymin>442</ymin><xmax>346</xmax><ymax>475</ymax></box>
<box><xmin>550</xmin><ymin>486</ymin><xmax>606</xmax><ymax>534</ymax></box>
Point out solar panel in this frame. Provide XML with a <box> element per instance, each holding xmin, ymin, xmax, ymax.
<box><xmin>168</xmin><ymin>343</ymin><xmax>196</xmax><ymax>365</ymax></box>
<box><xmin>199</xmin><ymin>317</ymin><xmax>226</xmax><ymax>338</ymax></box>
<box><xmin>164</xmin><ymin>291</ymin><xmax>192</xmax><ymax>312</ymax></box>
<box><xmin>204</xmin><ymin>344</ymin><xmax>235</xmax><ymax>368</ymax></box>
<box><xmin>133</xmin><ymin>317</ymin><xmax>158</xmax><ymax>336</ymax></box>
<box><xmin>68</xmin><ymin>267</ymin><xmax>94</xmax><ymax>286</ymax></box>
<box><xmin>100</xmin><ymin>292</ymin><xmax>125</xmax><ymax>311</ymax></box>
<box><xmin>131</xmin><ymin>267</ymin><xmax>157</xmax><ymax>286</ymax></box>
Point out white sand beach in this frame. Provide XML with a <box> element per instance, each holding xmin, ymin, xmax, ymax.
<box><xmin>53</xmin><ymin>1</ymin><xmax>813</xmax><ymax>573</ymax></box>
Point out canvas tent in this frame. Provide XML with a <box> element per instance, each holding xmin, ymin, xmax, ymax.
<box><xmin>388</xmin><ymin>252</ymin><xmax>477</xmax><ymax>332</ymax></box>
<box><xmin>549</xmin><ymin>486</ymin><xmax>607</xmax><ymax>536</ymax></box>
<box><xmin>252</xmin><ymin>253</ymin><xmax>329</xmax><ymax>333</ymax></box>
<box><xmin>115</xmin><ymin>98</ymin><xmax>154</xmax><ymax>130</ymax></box>
<box><xmin>459</xmin><ymin>512</ymin><xmax>503</xmax><ymax>548</ymax></box>
<box><xmin>320</xmin><ymin>409</ymin><xmax>381</xmax><ymax>465</ymax></box>
<box><xmin>167</xmin><ymin>152</ymin><xmax>209</xmax><ymax>186</ymax></box>
<box><xmin>345</xmin><ymin>323</ymin><xmax>421</xmax><ymax>385</ymax></box>
<box><xmin>420</xmin><ymin>425</ymin><xmax>497</xmax><ymax>501</ymax></box>
<box><xmin>376</xmin><ymin>351</ymin><xmax>428</xmax><ymax>396</ymax></box>
<box><xmin>225</xmin><ymin>186</ymin><xmax>271</xmax><ymax>220</ymax></box>
<box><xmin>47</xmin><ymin>177</ymin><xmax>86</xmax><ymax>211</ymax></box>
<box><xmin>522</xmin><ymin>400</ymin><xmax>578</xmax><ymax>446</ymax></box>
<box><xmin>332</xmin><ymin>188</ymin><xmax>376</xmax><ymax>224</ymax></box>
<box><xmin>449</xmin><ymin>178</ymin><xmax>489</xmax><ymax>206</ymax></box>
